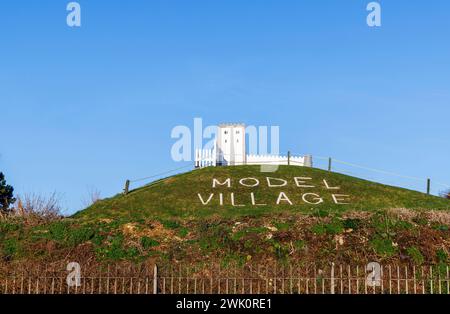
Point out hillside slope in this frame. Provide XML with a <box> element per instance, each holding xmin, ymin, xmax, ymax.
<box><xmin>1</xmin><ymin>166</ymin><xmax>449</xmax><ymax>267</ymax></box>
<box><xmin>78</xmin><ymin>165</ymin><xmax>449</xmax><ymax>220</ymax></box>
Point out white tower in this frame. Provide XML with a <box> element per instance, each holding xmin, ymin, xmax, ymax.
<box><xmin>216</xmin><ymin>123</ymin><xmax>246</xmax><ymax>166</ymax></box>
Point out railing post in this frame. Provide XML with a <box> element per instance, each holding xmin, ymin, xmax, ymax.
<box><xmin>427</xmin><ymin>178</ymin><xmax>431</xmax><ymax>195</ymax></box>
<box><xmin>328</xmin><ymin>157</ymin><xmax>332</xmax><ymax>172</ymax></box>
<box><xmin>124</xmin><ymin>180</ymin><xmax>130</xmax><ymax>195</ymax></box>
<box><xmin>287</xmin><ymin>151</ymin><xmax>291</xmax><ymax>166</ymax></box>
<box><xmin>153</xmin><ymin>264</ymin><xmax>158</xmax><ymax>294</ymax></box>
<box><xmin>330</xmin><ymin>263</ymin><xmax>335</xmax><ymax>294</ymax></box>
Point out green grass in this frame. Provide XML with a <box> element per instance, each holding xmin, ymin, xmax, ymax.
<box><xmin>311</xmin><ymin>219</ymin><xmax>345</xmax><ymax>235</ymax></box>
<box><xmin>75</xmin><ymin>166</ymin><xmax>450</xmax><ymax>221</ymax></box>
<box><xmin>370</xmin><ymin>236</ymin><xmax>397</xmax><ymax>257</ymax></box>
<box><xmin>140</xmin><ymin>237</ymin><xmax>159</xmax><ymax>249</ymax></box>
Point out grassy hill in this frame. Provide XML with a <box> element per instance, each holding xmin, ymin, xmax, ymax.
<box><xmin>1</xmin><ymin>166</ymin><xmax>449</xmax><ymax>267</ymax></box>
<box><xmin>78</xmin><ymin>165</ymin><xmax>449</xmax><ymax>220</ymax></box>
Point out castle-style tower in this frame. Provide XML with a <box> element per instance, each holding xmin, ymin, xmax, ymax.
<box><xmin>216</xmin><ymin>123</ymin><xmax>246</xmax><ymax>166</ymax></box>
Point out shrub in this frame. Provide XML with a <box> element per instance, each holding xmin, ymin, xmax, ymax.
<box><xmin>294</xmin><ymin>240</ymin><xmax>306</xmax><ymax>250</ymax></box>
<box><xmin>67</xmin><ymin>225</ymin><xmax>95</xmax><ymax>246</ymax></box>
<box><xmin>272</xmin><ymin>241</ymin><xmax>290</xmax><ymax>260</ymax></box>
<box><xmin>370</xmin><ymin>236</ymin><xmax>397</xmax><ymax>257</ymax></box>
<box><xmin>160</xmin><ymin>219</ymin><xmax>180</xmax><ymax>229</ymax></box>
<box><xmin>311</xmin><ymin>219</ymin><xmax>344</xmax><ymax>235</ymax></box>
<box><xmin>406</xmin><ymin>246</ymin><xmax>424</xmax><ymax>265</ymax></box>
<box><xmin>395</xmin><ymin>220</ymin><xmax>413</xmax><ymax>230</ymax></box>
<box><xmin>0</xmin><ymin>172</ymin><xmax>15</xmax><ymax>216</ymax></box>
<box><xmin>312</xmin><ymin>209</ymin><xmax>329</xmax><ymax>218</ymax></box>
<box><xmin>1</xmin><ymin>238</ymin><xmax>20</xmax><ymax>259</ymax></box>
<box><xmin>96</xmin><ymin>234</ymin><xmax>139</xmax><ymax>260</ymax></box>
<box><xmin>13</xmin><ymin>193</ymin><xmax>63</xmax><ymax>223</ymax></box>
<box><xmin>141</xmin><ymin>236</ymin><xmax>159</xmax><ymax>249</ymax></box>
<box><xmin>274</xmin><ymin>222</ymin><xmax>291</xmax><ymax>231</ymax></box>
<box><xmin>231</xmin><ymin>227</ymin><xmax>266</xmax><ymax>241</ymax></box>
<box><xmin>343</xmin><ymin>218</ymin><xmax>361</xmax><ymax>230</ymax></box>
<box><xmin>178</xmin><ymin>227</ymin><xmax>189</xmax><ymax>238</ymax></box>
<box><xmin>0</xmin><ymin>220</ymin><xmax>22</xmax><ymax>233</ymax></box>
<box><xmin>48</xmin><ymin>221</ymin><xmax>72</xmax><ymax>242</ymax></box>
<box><xmin>436</xmin><ymin>249</ymin><xmax>448</xmax><ymax>263</ymax></box>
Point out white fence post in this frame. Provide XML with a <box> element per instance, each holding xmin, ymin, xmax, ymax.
<box><xmin>331</xmin><ymin>263</ymin><xmax>335</xmax><ymax>294</ymax></box>
<box><xmin>153</xmin><ymin>265</ymin><xmax>158</xmax><ymax>295</ymax></box>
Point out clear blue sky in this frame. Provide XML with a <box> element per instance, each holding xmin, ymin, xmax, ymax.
<box><xmin>1</xmin><ymin>1</ymin><xmax>449</xmax><ymax>214</ymax></box>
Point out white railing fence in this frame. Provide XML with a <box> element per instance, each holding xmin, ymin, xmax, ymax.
<box><xmin>1</xmin><ymin>263</ymin><xmax>449</xmax><ymax>294</ymax></box>
<box><xmin>195</xmin><ymin>150</ymin><xmax>312</xmax><ymax>168</ymax></box>
<box><xmin>195</xmin><ymin>147</ymin><xmax>216</xmax><ymax>168</ymax></box>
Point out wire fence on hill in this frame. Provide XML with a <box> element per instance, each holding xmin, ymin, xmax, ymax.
<box><xmin>1</xmin><ymin>263</ymin><xmax>449</xmax><ymax>295</ymax></box>
<box><xmin>310</xmin><ymin>155</ymin><xmax>450</xmax><ymax>197</ymax></box>
<box><xmin>123</xmin><ymin>154</ymin><xmax>450</xmax><ymax>198</ymax></box>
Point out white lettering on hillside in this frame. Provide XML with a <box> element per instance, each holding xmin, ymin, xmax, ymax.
<box><xmin>267</xmin><ymin>177</ymin><xmax>288</xmax><ymax>187</ymax></box>
<box><xmin>251</xmin><ymin>192</ymin><xmax>267</xmax><ymax>206</ymax></box>
<box><xmin>276</xmin><ymin>192</ymin><xmax>293</xmax><ymax>205</ymax></box>
<box><xmin>323</xmin><ymin>179</ymin><xmax>340</xmax><ymax>190</ymax></box>
<box><xmin>294</xmin><ymin>177</ymin><xmax>315</xmax><ymax>188</ymax></box>
<box><xmin>302</xmin><ymin>193</ymin><xmax>324</xmax><ymax>205</ymax></box>
<box><xmin>197</xmin><ymin>177</ymin><xmax>351</xmax><ymax>207</ymax></box>
<box><xmin>212</xmin><ymin>178</ymin><xmax>231</xmax><ymax>188</ymax></box>
<box><xmin>198</xmin><ymin>193</ymin><xmax>214</xmax><ymax>205</ymax></box>
<box><xmin>239</xmin><ymin>177</ymin><xmax>260</xmax><ymax>187</ymax></box>
<box><xmin>332</xmin><ymin>194</ymin><xmax>350</xmax><ymax>204</ymax></box>
<box><xmin>231</xmin><ymin>192</ymin><xmax>245</xmax><ymax>207</ymax></box>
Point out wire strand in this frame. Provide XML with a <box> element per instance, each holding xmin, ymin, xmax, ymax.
<box><xmin>130</xmin><ymin>164</ymin><xmax>193</xmax><ymax>183</ymax></box>
<box><xmin>128</xmin><ymin>154</ymin><xmax>450</xmax><ymax>193</ymax></box>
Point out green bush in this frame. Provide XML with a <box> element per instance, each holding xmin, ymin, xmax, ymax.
<box><xmin>48</xmin><ymin>221</ymin><xmax>71</xmax><ymax>242</ymax></box>
<box><xmin>370</xmin><ymin>236</ymin><xmax>397</xmax><ymax>257</ymax></box>
<box><xmin>160</xmin><ymin>219</ymin><xmax>181</xmax><ymax>229</ymax></box>
<box><xmin>436</xmin><ymin>249</ymin><xmax>448</xmax><ymax>263</ymax></box>
<box><xmin>272</xmin><ymin>241</ymin><xmax>290</xmax><ymax>260</ymax></box>
<box><xmin>231</xmin><ymin>227</ymin><xmax>266</xmax><ymax>241</ymax></box>
<box><xmin>274</xmin><ymin>222</ymin><xmax>291</xmax><ymax>231</ymax></box>
<box><xmin>67</xmin><ymin>226</ymin><xmax>95</xmax><ymax>246</ymax></box>
<box><xmin>311</xmin><ymin>219</ymin><xmax>344</xmax><ymax>235</ymax></box>
<box><xmin>433</xmin><ymin>224</ymin><xmax>449</xmax><ymax>232</ymax></box>
<box><xmin>96</xmin><ymin>234</ymin><xmax>140</xmax><ymax>260</ymax></box>
<box><xmin>294</xmin><ymin>240</ymin><xmax>306</xmax><ymax>250</ymax></box>
<box><xmin>343</xmin><ymin>218</ymin><xmax>361</xmax><ymax>230</ymax></box>
<box><xmin>141</xmin><ymin>236</ymin><xmax>159</xmax><ymax>249</ymax></box>
<box><xmin>312</xmin><ymin>209</ymin><xmax>329</xmax><ymax>218</ymax></box>
<box><xmin>0</xmin><ymin>220</ymin><xmax>22</xmax><ymax>233</ymax></box>
<box><xmin>178</xmin><ymin>227</ymin><xmax>189</xmax><ymax>238</ymax></box>
<box><xmin>395</xmin><ymin>220</ymin><xmax>413</xmax><ymax>230</ymax></box>
<box><xmin>406</xmin><ymin>246</ymin><xmax>424</xmax><ymax>265</ymax></box>
<box><xmin>1</xmin><ymin>238</ymin><xmax>20</xmax><ymax>258</ymax></box>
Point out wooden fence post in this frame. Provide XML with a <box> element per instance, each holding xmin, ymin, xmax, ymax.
<box><xmin>124</xmin><ymin>180</ymin><xmax>130</xmax><ymax>195</ymax></box>
<box><xmin>328</xmin><ymin>158</ymin><xmax>332</xmax><ymax>172</ymax></box>
<box><xmin>153</xmin><ymin>264</ymin><xmax>158</xmax><ymax>295</ymax></box>
<box><xmin>427</xmin><ymin>178</ymin><xmax>431</xmax><ymax>195</ymax></box>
